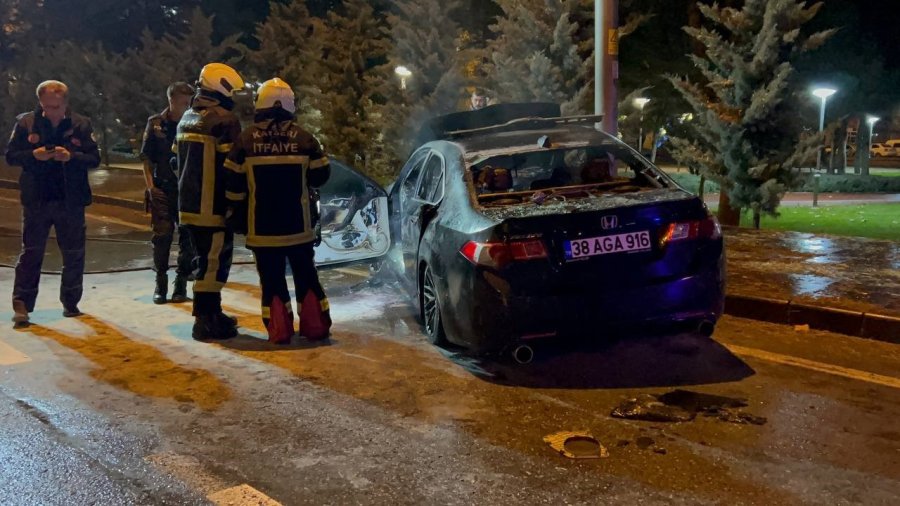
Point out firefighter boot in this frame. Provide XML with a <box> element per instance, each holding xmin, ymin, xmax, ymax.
<box><xmin>299</xmin><ymin>289</ymin><xmax>330</xmax><ymax>341</ymax></box>
<box><xmin>171</xmin><ymin>275</ymin><xmax>189</xmax><ymax>303</ymax></box>
<box><xmin>153</xmin><ymin>273</ymin><xmax>168</xmax><ymax>304</ymax></box>
<box><xmin>192</xmin><ymin>313</ymin><xmax>238</xmax><ymax>341</ymax></box>
<box><xmin>266</xmin><ymin>295</ymin><xmax>294</xmax><ymax>344</ymax></box>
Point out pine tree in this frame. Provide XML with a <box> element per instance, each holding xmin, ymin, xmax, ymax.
<box><xmin>668</xmin><ymin>0</ymin><xmax>834</xmax><ymax>228</ymax></box>
<box><xmin>116</xmin><ymin>8</ymin><xmax>243</xmax><ymax>135</ymax></box>
<box><xmin>486</xmin><ymin>0</ymin><xmax>590</xmax><ymax>114</ymax></box>
<box><xmin>379</xmin><ymin>0</ymin><xmax>469</xmax><ymax>165</ymax></box>
<box><xmin>250</xmin><ymin>0</ymin><xmax>323</xmax><ymax>134</ymax></box>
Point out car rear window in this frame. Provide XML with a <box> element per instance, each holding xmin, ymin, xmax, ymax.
<box><xmin>468</xmin><ymin>142</ymin><xmax>668</xmax><ymax>207</ymax></box>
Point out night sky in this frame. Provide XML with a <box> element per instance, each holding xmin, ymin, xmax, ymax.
<box><xmin>855</xmin><ymin>0</ymin><xmax>900</xmax><ymax>70</ymax></box>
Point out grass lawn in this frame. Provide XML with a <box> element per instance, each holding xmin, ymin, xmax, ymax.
<box><xmin>870</xmin><ymin>168</ymin><xmax>900</xmax><ymax>177</ymax></box>
<box><xmin>746</xmin><ymin>204</ymin><xmax>900</xmax><ymax>241</ymax></box>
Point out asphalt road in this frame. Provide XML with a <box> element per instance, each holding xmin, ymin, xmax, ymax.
<box><xmin>1</xmin><ymin>190</ymin><xmax>900</xmax><ymax>505</ymax></box>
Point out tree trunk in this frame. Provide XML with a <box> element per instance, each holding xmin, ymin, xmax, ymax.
<box><xmin>698</xmin><ymin>174</ymin><xmax>706</xmax><ymax>199</ymax></box>
<box><xmin>649</xmin><ymin>129</ymin><xmax>659</xmax><ymax>163</ymax></box>
<box><xmin>752</xmin><ymin>209</ymin><xmax>761</xmax><ymax>229</ymax></box>
<box><xmin>830</xmin><ymin>119</ymin><xmax>849</xmax><ymax>175</ymax></box>
<box><xmin>717</xmin><ymin>191</ymin><xmax>741</xmax><ymax>226</ymax></box>
<box><xmin>858</xmin><ymin>122</ymin><xmax>871</xmax><ymax>176</ymax></box>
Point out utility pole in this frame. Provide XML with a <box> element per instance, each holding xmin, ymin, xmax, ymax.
<box><xmin>595</xmin><ymin>0</ymin><xmax>618</xmax><ymax>135</ymax></box>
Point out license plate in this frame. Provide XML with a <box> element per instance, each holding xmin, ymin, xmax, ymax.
<box><xmin>564</xmin><ymin>230</ymin><xmax>652</xmax><ymax>260</ymax></box>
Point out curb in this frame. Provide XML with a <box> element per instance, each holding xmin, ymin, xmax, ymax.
<box><xmin>725</xmin><ymin>294</ymin><xmax>900</xmax><ymax>345</ymax></box>
<box><xmin>0</xmin><ymin>178</ymin><xmax>144</xmax><ymax>211</ymax></box>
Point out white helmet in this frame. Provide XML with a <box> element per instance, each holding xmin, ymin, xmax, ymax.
<box><xmin>197</xmin><ymin>63</ymin><xmax>245</xmax><ymax>98</ymax></box>
<box><xmin>255</xmin><ymin>77</ymin><xmax>296</xmax><ymax>113</ymax></box>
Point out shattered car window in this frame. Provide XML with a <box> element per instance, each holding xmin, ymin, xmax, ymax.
<box><xmin>469</xmin><ymin>143</ymin><xmax>666</xmax><ymax>206</ymax></box>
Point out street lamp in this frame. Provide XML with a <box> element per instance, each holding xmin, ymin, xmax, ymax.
<box><xmin>866</xmin><ymin>115</ymin><xmax>880</xmax><ymax>160</ymax></box>
<box><xmin>634</xmin><ymin>97</ymin><xmax>650</xmax><ymax>152</ymax></box>
<box><xmin>394</xmin><ymin>66</ymin><xmax>412</xmax><ymax>90</ymax></box>
<box><xmin>812</xmin><ymin>87</ymin><xmax>836</xmax><ymax>172</ymax></box>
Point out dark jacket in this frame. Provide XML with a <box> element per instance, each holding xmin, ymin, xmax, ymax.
<box><xmin>224</xmin><ymin>109</ymin><xmax>330</xmax><ymax>248</ymax></box>
<box><xmin>140</xmin><ymin>108</ymin><xmax>179</xmax><ymax>187</ymax></box>
<box><xmin>175</xmin><ymin>91</ymin><xmax>242</xmax><ymax>228</ymax></box>
<box><xmin>4</xmin><ymin>107</ymin><xmax>100</xmax><ymax>207</ymax></box>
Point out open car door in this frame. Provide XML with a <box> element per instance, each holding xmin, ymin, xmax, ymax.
<box><xmin>314</xmin><ymin>159</ymin><xmax>391</xmax><ymax>267</ymax></box>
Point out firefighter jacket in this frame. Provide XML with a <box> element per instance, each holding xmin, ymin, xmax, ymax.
<box><xmin>140</xmin><ymin>108</ymin><xmax>179</xmax><ymax>188</ymax></box>
<box><xmin>5</xmin><ymin>107</ymin><xmax>100</xmax><ymax>207</ymax></box>
<box><xmin>224</xmin><ymin>109</ymin><xmax>330</xmax><ymax>248</ymax></box>
<box><xmin>175</xmin><ymin>92</ymin><xmax>242</xmax><ymax>228</ymax></box>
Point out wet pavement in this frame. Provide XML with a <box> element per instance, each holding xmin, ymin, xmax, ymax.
<box><xmin>726</xmin><ymin>228</ymin><xmax>900</xmax><ymax>317</ymax></box>
<box><xmin>1</xmin><ymin>188</ymin><xmax>900</xmax><ymax>503</ymax></box>
<box><xmin>3</xmin><ymin>261</ymin><xmax>900</xmax><ymax>504</ymax></box>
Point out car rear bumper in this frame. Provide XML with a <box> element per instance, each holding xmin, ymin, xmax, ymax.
<box><xmin>463</xmin><ymin>266</ymin><xmax>725</xmax><ymax>352</ymax></box>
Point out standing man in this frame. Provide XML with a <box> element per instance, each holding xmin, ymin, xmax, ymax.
<box><xmin>6</xmin><ymin>80</ymin><xmax>100</xmax><ymax>325</ymax></box>
<box><xmin>224</xmin><ymin>78</ymin><xmax>332</xmax><ymax>343</ymax></box>
<box><xmin>174</xmin><ymin>63</ymin><xmax>244</xmax><ymax>341</ymax></box>
<box><xmin>141</xmin><ymin>81</ymin><xmax>196</xmax><ymax>304</ymax></box>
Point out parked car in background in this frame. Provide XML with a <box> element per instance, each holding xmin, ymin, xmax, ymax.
<box><xmin>870</xmin><ymin>142</ymin><xmax>897</xmax><ymax>157</ymax></box>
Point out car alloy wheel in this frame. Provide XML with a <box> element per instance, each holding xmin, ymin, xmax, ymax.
<box><xmin>422</xmin><ymin>265</ymin><xmax>446</xmax><ymax>345</ymax></box>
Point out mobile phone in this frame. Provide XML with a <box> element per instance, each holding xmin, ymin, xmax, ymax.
<box><xmin>44</xmin><ymin>144</ymin><xmax>57</xmax><ymax>151</ymax></box>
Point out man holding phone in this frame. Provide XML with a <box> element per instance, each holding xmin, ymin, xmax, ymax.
<box><xmin>5</xmin><ymin>80</ymin><xmax>100</xmax><ymax>326</ymax></box>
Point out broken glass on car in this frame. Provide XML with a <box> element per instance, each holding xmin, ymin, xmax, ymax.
<box><xmin>468</xmin><ymin>141</ymin><xmax>668</xmax><ymax>207</ymax></box>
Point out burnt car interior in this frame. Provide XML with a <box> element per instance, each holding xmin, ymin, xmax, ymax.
<box><xmin>469</xmin><ymin>142</ymin><xmax>671</xmax><ymax>207</ymax></box>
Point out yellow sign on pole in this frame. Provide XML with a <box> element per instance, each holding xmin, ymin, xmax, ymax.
<box><xmin>608</xmin><ymin>28</ymin><xmax>619</xmax><ymax>56</ymax></box>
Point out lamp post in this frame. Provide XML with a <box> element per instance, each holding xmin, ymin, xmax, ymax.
<box><xmin>394</xmin><ymin>66</ymin><xmax>412</xmax><ymax>90</ymax></box>
<box><xmin>812</xmin><ymin>87</ymin><xmax>836</xmax><ymax>172</ymax></box>
<box><xmin>634</xmin><ymin>97</ymin><xmax>650</xmax><ymax>153</ymax></box>
<box><xmin>866</xmin><ymin>115</ymin><xmax>879</xmax><ymax>155</ymax></box>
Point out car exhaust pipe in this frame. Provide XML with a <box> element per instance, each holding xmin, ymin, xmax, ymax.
<box><xmin>697</xmin><ymin>320</ymin><xmax>715</xmax><ymax>337</ymax></box>
<box><xmin>512</xmin><ymin>344</ymin><xmax>534</xmax><ymax>365</ymax></box>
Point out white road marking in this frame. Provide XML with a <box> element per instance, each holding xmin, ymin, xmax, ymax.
<box><xmin>0</xmin><ymin>339</ymin><xmax>30</xmax><ymax>365</ymax></box>
<box><xmin>726</xmin><ymin>343</ymin><xmax>900</xmax><ymax>390</ymax></box>
<box><xmin>207</xmin><ymin>484</ymin><xmax>282</xmax><ymax>506</ymax></box>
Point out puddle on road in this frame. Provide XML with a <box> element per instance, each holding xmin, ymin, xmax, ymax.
<box><xmin>20</xmin><ymin>315</ymin><xmax>231</xmax><ymax>410</ymax></box>
<box><xmin>612</xmin><ymin>389</ymin><xmax>766</xmax><ymax>426</ymax></box>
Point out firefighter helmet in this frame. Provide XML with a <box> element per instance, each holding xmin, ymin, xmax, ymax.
<box><xmin>197</xmin><ymin>63</ymin><xmax>244</xmax><ymax>98</ymax></box>
<box><xmin>255</xmin><ymin>77</ymin><xmax>296</xmax><ymax>113</ymax></box>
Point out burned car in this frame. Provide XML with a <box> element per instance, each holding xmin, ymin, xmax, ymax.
<box><xmin>316</xmin><ymin>104</ymin><xmax>725</xmax><ymax>356</ymax></box>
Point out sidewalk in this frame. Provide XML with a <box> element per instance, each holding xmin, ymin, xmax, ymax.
<box><xmin>1</xmin><ymin>164</ymin><xmax>897</xmax><ymax>342</ymax></box>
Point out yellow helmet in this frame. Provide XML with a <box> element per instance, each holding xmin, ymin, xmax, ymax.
<box><xmin>255</xmin><ymin>77</ymin><xmax>296</xmax><ymax>113</ymax></box>
<box><xmin>197</xmin><ymin>63</ymin><xmax>244</xmax><ymax>98</ymax></box>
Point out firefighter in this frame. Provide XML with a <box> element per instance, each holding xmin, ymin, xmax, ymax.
<box><xmin>141</xmin><ymin>81</ymin><xmax>196</xmax><ymax>304</ymax></box>
<box><xmin>224</xmin><ymin>78</ymin><xmax>332</xmax><ymax>343</ymax></box>
<box><xmin>174</xmin><ymin>63</ymin><xmax>244</xmax><ymax>341</ymax></box>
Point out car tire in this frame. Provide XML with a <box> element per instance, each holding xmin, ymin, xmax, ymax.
<box><xmin>421</xmin><ymin>264</ymin><xmax>447</xmax><ymax>345</ymax></box>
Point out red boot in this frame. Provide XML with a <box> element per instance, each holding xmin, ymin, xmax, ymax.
<box><xmin>299</xmin><ymin>289</ymin><xmax>331</xmax><ymax>341</ymax></box>
<box><xmin>266</xmin><ymin>295</ymin><xmax>294</xmax><ymax>344</ymax></box>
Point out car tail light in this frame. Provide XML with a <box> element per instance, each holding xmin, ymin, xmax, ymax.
<box><xmin>659</xmin><ymin>215</ymin><xmax>722</xmax><ymax>247</ymax></box>
<box><xmin>460</xmin><ymin>238</ymin><xmax>548</xmax><ymax>268</ymax></box>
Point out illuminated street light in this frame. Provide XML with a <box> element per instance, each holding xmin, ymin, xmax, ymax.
<box><xmin>634</xmin><ymin>98</ymin><xmax>650</xmax><ymax>153</ymax></box>
<box><xmin>866</xmin><ymin>115</ymin><xmax>880</xmax><ymax>159</ymax></box>
<box><xmin>812</xmin><ymin>87</ymin><xmax>836</xmax><ymax>172</ymax></box>
<box><xmin>394</xmin><ymin>66</ymin><xmax>412</xmax><ymax>90</ymax></box>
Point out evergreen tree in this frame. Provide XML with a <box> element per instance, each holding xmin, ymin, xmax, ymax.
<box><xmin>486</xmin><ymin>0</ymin><xmax>590</xmax><ymax>114</ymax></box>
<box><xmin>385</xmin><ymin>0</ymin><xmax>467</xmax><ymax>161</ymax></box>
<box><xmin>116</xmin><ymin>9</ymin><xmax>243</xmax><ymax>135</ymax></box>
<box><xmin>668</xmin><ymin>0</ymin><xmax>834</xmax><ymax>228</ymax></box>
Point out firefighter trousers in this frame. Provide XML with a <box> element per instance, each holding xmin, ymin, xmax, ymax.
<box><xmin>185</xmin><ymin>225</ymin><xmax>233</xmax><ymax>316</ymax></box>
<box><xmin>13</xmin><ymin>200</ymin><xmax>85</xmax><ymax>311</ymax></box>
<box><xmin>251</xmin><ymin>243</ymin><xmax>328</xmax><ymax>327</ymax></box>
<box><xmin>149</xmin><ymin>184</ymin><xmax>195</xmax><ymax>276</ymax></box>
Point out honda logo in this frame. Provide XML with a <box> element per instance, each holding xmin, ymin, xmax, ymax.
<box><xmin>600</xmin><ymin>215</ymin><xmax>618</xmax><ymax>230</ymax></box>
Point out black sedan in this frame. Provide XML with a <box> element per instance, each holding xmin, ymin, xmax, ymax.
<box><xmin>316</xmin><ymin>104</ymin><xmax>725</xmax><ymax>358</ymax></box>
